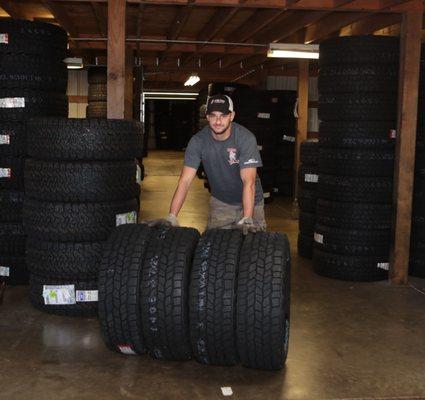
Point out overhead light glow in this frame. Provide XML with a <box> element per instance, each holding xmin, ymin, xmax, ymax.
<box><xmin>267</xmin><ymin>43</ymin><xmax>319</xmax><ymax>59</ymax></box>
<box><xmin>64</xmin><ymin>57</ymin><xmax>84</xmax><ymax>69</ymax></box>
<box><xmin>184</xmin><ymin>74</ymin><xmax>200</xmax><ymax>87</ymax></box>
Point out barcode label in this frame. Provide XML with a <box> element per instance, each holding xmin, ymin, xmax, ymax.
<box><xmin>257</xmin><ymin>113</ymin><xmax>271</xmax><ymax>119</ymax></box>
<box><xmin>0</xmin><ymin>97</ymin><xmax>25</xmax><ymax>108</ymax></box>
<box><xmin>304</xmin><ymin>174</ymin><xmax>319</xmax><ymax>183</ymax></box>
<box><xmin>116</xmin><ymin>211</ymin><xmax>137</xmax><ymax>226</ymax></box>
<box><xmin>314</xmin><ymin>232</ymin><xmax>324</xmax><ymax>244</ymax></box>
<box><xmin>76</xmin><ymin>290</ymin><xmax>98</xmax><ymax>302</ymax></box>
<box><xmin>0</xmin><ymin>33</ymin><xmax>9</xmax><ymax>44</ymax></box>
<box><xmin>0</xmin><ymin>134</ymin><xmax>10</xmax><ymax>145</ymax></box>
<box><xmin>377</xmin><ymin>262</ymin><xmax>389</xmax><ymax>270</ymax></box>
<box><xmin>43</xmin><ymin>285</ymin><xmax>76</xmax><ymax>305</ymax></box>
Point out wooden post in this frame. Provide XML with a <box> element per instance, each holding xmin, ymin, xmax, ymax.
<box><xmin>107</xmin><ymin>0</ymin><xmax>126</xmax><ymax>119</ymax></box>
<box><xmin>390</xmin><ymin>3</ymin><xmax>423</xmax><ymax>284</ymax></box>
<box><xmin>124</xmin><ymin>46</ymin><xmax>133</xmax><ymax>119</ymax></box>
<box><xmin>294</xmin><ymin>59</ymin><xmax>309</xmax><ymax>202</ymax></box>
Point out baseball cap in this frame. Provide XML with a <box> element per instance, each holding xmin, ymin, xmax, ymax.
<box><xmin>206</xmin><ymin>94</ymin><xmax>234</xmax><ymax>115</ymax></box>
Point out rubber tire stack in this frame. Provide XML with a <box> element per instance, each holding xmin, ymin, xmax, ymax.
<box><xmin>24</xmin><ymin>118</ymin><xmax>143</xmax><ymax>316</ymax></box>
<box><xmin>410</xmin><ymin>45</ymin><xmax>425</xmax><ymax>278</ymax></box>
<box><xmin>87</xmin><ymin>67</ymin><xmax>107</xmax><ymax>118</ymax></box>
<box><xmin>314</xmin><ymin>35</ymin><xmax>399</xmax><ymax>281</ymax></box>
<box><xmin>98</xmin><ymin>225</ymin><xmax>291</xmax><ymax>371</ymax></box>
<box><xmin>297</xmin><ymin>140</ymin><xmax>319</xmax><ymax>259</ymax></box>
<box><xmin>0</xmin><ymin>19</ymin><xmax>68</xmax><ymax>286</ymax></box>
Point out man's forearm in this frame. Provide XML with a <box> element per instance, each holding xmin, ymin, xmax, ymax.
<box><xmin>170</xmin><ymin>181</ymin><xmax>190</xmax><ymax>216</ymax></box>
<box><xmin>242</xmin><ymin>182</ymin><xmax>255</xmax><ymax>218</ymax></box>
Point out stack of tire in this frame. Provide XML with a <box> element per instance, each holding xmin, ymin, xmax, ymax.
<box><xmin>297</xmin><ymin>140</ymin><xmax>319</xmax><ymax>259</ymax></box>
<box><xmin>314</xmin><ymin>36</ymin><xmax>399</xmax><ymax>281</ymax></box>
<box><xmin>410</xmin><ymin>46</ymin><xmax>425</xmax><ymax>279</ymax></box>
<box><xmin>87</xmin><ymin>67</ymin><xmax>107</xmax><ymax>118</ymax></box>
<box><xmin>0</xmin><ymin>19</ymin><xmax>68</xmax><ymax>286</ymax></box>
<box><xmin>99</xmin><ymin>224</ymin><xmax>291</xmax><ymax>371</ymax></box>
<box><xmin>24</xmin><ymin>118</ymin><xmax>143</xmax><ymax>316</ymax></box>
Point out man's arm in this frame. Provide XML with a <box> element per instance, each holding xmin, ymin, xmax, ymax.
<box><xmin>240</xmin><ymin>167</ymin><xmax>257</xmax><ymax>218</ymax></box>
<box><xmin>169</xmin><ymin>166</ymin><xmax>197</xmax><ymax>216</ymax></box>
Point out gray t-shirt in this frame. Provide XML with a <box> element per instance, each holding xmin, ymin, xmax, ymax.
<box><xmin>184</xmin><ymin>122</ymin><xmax>264</xmax><ymax>205</ymax></box>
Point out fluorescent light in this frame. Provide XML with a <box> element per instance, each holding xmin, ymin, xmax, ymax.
<box><xmin>146</xmin><ymin>97</ymin><xmax>197</xmax><ymax>100</ymax></box>
<box><xmin>64</xmin><ymin>57</ymin><xmax>84</xmax><ymax>69</ymax></box>
<box><xmin>267</xmin><ymin>43</ymin><xmax>319</xmax><ymax>59</ymax></box>
<box><xmin>184</xmin><ymin>74</ymin><xmax>200</xmax><ymax>87</ymax></box>
<box><xmin>145</xmin><ymin>92</ymin><xmax>199</xmax><ymax>96</ymax></box>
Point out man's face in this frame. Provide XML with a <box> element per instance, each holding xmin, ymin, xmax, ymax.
<box><xmin>206</xmin><ymin>111</ymin><xmax>234</xmax><ymax>135</ymax></box>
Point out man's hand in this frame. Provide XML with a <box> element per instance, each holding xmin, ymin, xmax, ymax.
<box><xmin>146</xmin><ymin>213</ymin><xmax>179</xmax><ymax>228</ymax></box>
<box><xmin>235</xmin><ymin>216</ymin><xmax>263</xmax><ymax>235</ymax></box>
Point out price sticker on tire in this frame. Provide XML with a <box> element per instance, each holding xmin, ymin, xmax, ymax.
<box><xmin>116</xmin><ymin>211</ymin><xmax>137</xmax><ymax>226</ymax></box>
<box><xmin>0</xmin><ymin>33</ymin><xmax>8</xmax><ymax>44</ymax></box>
<box><xmin>0</xmin><ymin>134</ymin><xmax>10</xmax><ymax>145</ymax></box>
<box><xmin>0</xmin><ymin>266</ymin><xmax>10</xmax><ymax>277</ymax></box>
<box><xmin>43</xmin><ymin>285</ymin><xmax>76</xmax><ymax>305</ymax></box>
<box><xmin>0</xmin><ymin>168</ymin><xmax>11</xmax><ymax>178</ymax></box>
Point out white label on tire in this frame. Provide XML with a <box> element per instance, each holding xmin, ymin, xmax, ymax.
<box><xmin>257</xmin><ymin>145</ymin><xmax>262</xmax><ymax>151</ymax></box>
<box><xmin>136</xmin><ymin>165</ymin><xmax>142</xmax><ymax>184</ymax></box>
<box><xmin>377</xmin><ymin>262</ymin><xmax>390</xmax><ymax>270</ymax></box>
<box><xmin>272</xmin><ymin>97</ymin><xmax>278</xmax><ymax>103</ymax></box>
<box><xmin>221</xmin><ymin>387</ymin><xmax>233</xmax><ymax>396</ymax></box>
<box><xmin>304</xmin><ymin>173</ymin><xmax>319</xmax><ymax>183</ymax></box>
<box><xmin>314</xmin><ymin>232</ymin><xmax>324</xmax><ymax>244</ymax></box>
<box><xmin>283</xmin><ymin>135</ymin><xmax>295</xmax><ymax>142</ymax></box>
<box><xmin>43</xmin><ymin>285</ymin><xmax>76</xmax><ymax>305</ymax></box>
<box><xmin>0</xmin><ymin>168</ymin><xmax>11</xmax><ymax>178</ymax></box>
<box><xmin>117</xmin><ymin>344</ymin><xmax>137</xmax><ymax>355</ymax></box>
<box><xmin>273</xmin><ymin>187</ymin><xmax>279</xmax><ymax>193</ymax></box>
<box><xmin>257</xmin><ymin>112</ymin><xmax>270</xmax><ymax>119</ymax></box>
<box><xmin>0</xmin><ymin>266</ymin><xmax>10</xmax><ymax>277</ymax></box>
<box><xmin>76</xmin><ymin>290</ymin><xmax>98</xmax><ymax>302</ymax></box>
<box><xmin>0</xmin><ymin>34</ymin><xmax>8</xmax><ymax>44</ymax></box>
<box><xmin>389</xmin><ymin>129</ymin><xmax>397</xmax><ymax>139</ymax></box>
<box><xmin>264</xmin><ymin>192</ymin><xmax>271</xmax><ymax>199</ymax></box>
<box><xmin>0</xmin><ymin>134</ymin><xmax>10</xmax><ymax>145</ymax></box>
<box><xmin>0</xmin><ymin>97</ymin><xmax>25</xmax><ymax>108</ymax></box>
<box><xmin>116</xmin><ymin>211</ymin><xmax>137</xmax><ymax>226</ymax></box>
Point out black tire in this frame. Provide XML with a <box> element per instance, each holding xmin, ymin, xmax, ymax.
<box><xmin>29</xmin><ymin>274</ymin><xmax>98</xmax><ymax>317</ymax></box>
<box><xmin>88</xmin><ymin>84</ymin><xmax>107</xmax><ymax>102</ymax></box>
<box><xmin>98</xmin><ymin>224</ymin><xmax>153</xmax><ymax>354</ymax></box>
<box><xmin>0</xmin><ymin>190</ymin><xmax>24</xmax><ymax>221</ymax></box>
<box><xmin>319</xmin><ymin>35</ymin><xmax>399</xmax><ymax>66</ymax></box>
<box><xmin>318</xmin><ymin>174</ymin><xmax>393</xmax><ymax>203</ymax></box>
<box><xmin>0</xmin><ymin>121</ymin><xmax>26</xmax><ymax>156</ymax></box>
<box><xmin>0</xmin><ymin>19</ymin><xmax>67</xmax><ymax>57</ymax></box>
<box><xmin>299</xmin><ymin>211</ymin><xmax>315</xmax><ymax>236</ymax></box>
<box><xmin>313</xmin><ymin>249</ymin><xmax>388</xmax><ymax>282</ymax></box>
<box><xmin>0</xmin><ymin>222</ymin><xmax>25</xmax><ymax>255</ymax></box>
<box><xmin>0</xmin><ymin>90</ymin><xmax>68</xmax><ymax>121</ymax></box>
<box><xmin>87</xmin><ymin>102</ymin><xmax>107</xmax><ymax>118</ymax></box>
<box><xmin>236</xmin><ymin>232</ymin><xmax>291</xmax><ymax>370</ymax></box>
<box><xmin>141</xmin><ymin>226</ymin><xmax>200</xmax><ymax>361</ymax></box>
<box><xmin>318</xmin><ymin>93</ymin><xmax>397</xmax><ymax>122</ymax></box>
<box><xmin>300</xmin><ymin>140</ymin><xmax>318</xmax><ymax>166</ymax></box>
<box><xmin>318</xmin><ymin>64</ymin><xmax>398</xmax><ymax>94</ymax></box>
<box><xmin>316</xmin><ymin>199</ymin><xmax>392</xmax><ymax>230</ymax></box>
<box><xmin>88</xmin><ymin>68</ymin><xmax>107</xmax><ymax>85</ymax></box>
<box><xmin>297</xmin><ymin>233</ymin><xmax>313</xmax><ymax>259</ymax></box>
<box><xmin>318</xmin><ymin>148</ymin><xmax>394</xmax><ymax>177</ymax></box>
<box><xmin>319</xmin><ymin>120</ymin><xmax>397</xmax><ymax>149</ymax></box>
<box><xmin>298</xmin><ymin>188</ymin><xmax>317</xmax><ymax>213</ymax></box>
<box><xmin>189</xmin><ymin>229</ymin><xmax>243</xmax><ymax>365</ymax></box>
<box><xmin>27</xmin><ymin>118</ymin><xmax>143</xmax><ymax>160</ymax></box>
<box><xmin>25</xmin><ymin>159</ymin><xmax>139</xmax><ymax>202</ymax></box>
<box><xmin>410</xmin><ymin>255</ymin><xmax>425</xmax><ymax>278</ymax></box>
<box><xmin>314</xmin><ymin>224</ymin><xmax>391</xmax><ymax>256</ymax></box>
<box><xmin>298</xmin><ymin>165</ymin><xmax>319</xmax><ymax>190</ymax></box>
<box><xmin>27</xmin><ymin>238</ymin><xmax>104</xmax><ymax>281</ymax></box>
<box><xmin>0</xmin><ymin>54</ymin><xmax>67</xmax><ymax>92</ymax></box>
<box><xmin>0</xmin><ymin>255</ymin><xmax>28</xmax><ymax>286</ymax></box>
<box><xmin>0</xmin><ymin>156</ymin><xmax>24</xmax><ymax>190</ymax></box>
<box><xmin>23</xmin><ymin>198</ymin><xmax>138</xmax><ymax>242</ymax></box>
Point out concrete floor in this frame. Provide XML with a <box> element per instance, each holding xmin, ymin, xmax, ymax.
<box><xmin>2</xmin><ymin>150</ymin><xmax>425</xmax><ymax>400</ymax></box>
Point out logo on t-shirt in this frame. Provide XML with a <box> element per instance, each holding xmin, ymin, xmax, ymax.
<box><xmin>227</xmin><ymin>148</ymin><xmax>239</xmax><ymax>165</ymax></box>
<box><xmin>244</xmin><ymin>158</ymin><xmax>259</xmax><ymax>165</ymax></box>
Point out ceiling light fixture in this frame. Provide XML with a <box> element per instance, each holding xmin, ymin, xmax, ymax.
<box><xmin>64</xmin><ymin>57</ymin><xmax>84</xmax><ymax>69</ymax></box>
<box><xmin>184</xmin><ymin>74</ymin><xmax>200</xmax><ymax>87</ymax></box>
<box><xmin>267</xmin><ymin>43</ymin><xmax>319</xmax><ymax>59</ymax></box>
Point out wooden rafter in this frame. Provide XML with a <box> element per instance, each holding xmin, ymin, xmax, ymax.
<box><xmin>42</xmin><ymin>1</ymin><xmax>79</xmax><ymax>37</ymax></box>
<box><xmin>91</xmin><ymin>1</ymin><xmax>107</xmax><ymax>37</ymax></box>
<box><xmin>344</xmin><ymin>12</ymin><xmax>402</xmax><ymax>35</ymax></box>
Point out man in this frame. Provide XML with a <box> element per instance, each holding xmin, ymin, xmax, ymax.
<box><xmin>152</xmin><ymin>94</ymin><xmax>266</xmax><ymax>233</ymax></box>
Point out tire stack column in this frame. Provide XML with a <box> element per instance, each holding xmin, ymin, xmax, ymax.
<box><xmin>24</xmin><ymin>118</ymin><xmax>143</xmax><ymax>316</ymax></box>
<box><xmin>314</xmin><ymin>36</ymin><xmax>399</xmax><ymax>281</ymax></box>
<box><xmin>297</xmin><ymin>139</ymin><xmax>319</xmax><ymax>258</ymax></box>
<box><xmin>0</xmin><ymin>20</ymin><xmax>68</xmax><ymax>286</ymax></box>
<box><xmin>87</xmin><ymin>67</ymin><xmax>107</xmax><ymax>118</ymax></box>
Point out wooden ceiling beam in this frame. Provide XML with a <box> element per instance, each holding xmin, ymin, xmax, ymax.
<box><xmin>42</xmin><ymin>1</ymin><xmax>79</xmax><ymax>37</ymax></box>
<box><xmin>344</xmin><ymin>12</ymin><xmax>401</xmax><ymax>35</ymax></box>
<box><xmin>91</xmin><ymin>1</ymin><xmax>107</xmax><ymax>37</ymax></box>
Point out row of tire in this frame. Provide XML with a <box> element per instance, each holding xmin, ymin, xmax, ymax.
<box><xmin>87</xmin><ymin>67</ymin><xmax>107</xmax><ymax>118</ymax></box>
<box><xmin>0</xmin><ymin>19</ymin><xmax>69</xmax><ymax>286</ymax></box>
<box><xmin>99</xmin><ymin>224</ymin><xmax>291</xmax><ymax>371</ymax></box>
